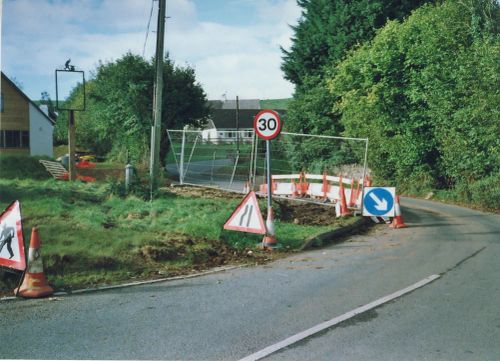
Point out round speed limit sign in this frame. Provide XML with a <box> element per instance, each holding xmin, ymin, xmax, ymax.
<box><xmin>253</xmin><ymin>109</ymin><xmax>282</xmax><ymax>140</ymax></box>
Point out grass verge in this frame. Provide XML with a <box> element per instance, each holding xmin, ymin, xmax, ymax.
<box><xmin>0</xmin><ymin>179</ymin><xmax>358</xmax><ymax>294</ymax></box>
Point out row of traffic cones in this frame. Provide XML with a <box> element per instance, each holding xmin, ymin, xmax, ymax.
<box><xmin>14</xmin><ymin>227</ymin><xmax>53</xmax><ymax>298</ymax></box>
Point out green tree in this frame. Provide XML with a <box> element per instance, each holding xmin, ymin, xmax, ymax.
<box><xmin>55</xmin><ymin>53</ymin><xmax>209</xmax><ymax>164</ymax></box>
<box><xmin>328</xmin><ymin>1</ymin><xmax>499</xmax><ymax>191</ymax></box>
<box><xmin>282</xmin><ymin>0</ymin><xmax>432</xmax><ymax>171</ymax></box>
<box><xmin>282</xmin><ymin>0</ymin><xmax>431</xmax><ymax>86</ymax></box>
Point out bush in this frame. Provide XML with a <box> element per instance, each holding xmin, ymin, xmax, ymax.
<box><xmin>468</xmin><ymin>175</ymin><xmax>500</xmax><ymax>211</ymax></box>
<box><xmin>0</xmin><ymin>155</ymin><xmax>51</xmax><ymax>180</ymax></box>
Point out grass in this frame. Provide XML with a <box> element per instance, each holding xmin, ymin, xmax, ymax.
<box><xmin>260</xmin><ymin>98</ymin><xmax>292</xmax><ymax>110</ymax></box>
<box><xmin>0</xmin><ymin>178</ymin><xmax>355</xmax><ymax>293</ymax></box>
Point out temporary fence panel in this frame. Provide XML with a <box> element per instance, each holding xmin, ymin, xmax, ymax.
<box><xmin>165</xmin><ymin>129</ymin><xmax>368</xmax><ymax>209</ymax></box>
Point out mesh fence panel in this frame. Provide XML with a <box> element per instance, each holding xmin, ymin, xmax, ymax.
<box><xmin>166</xmin><ymin>129</ymin><xmax>368</xmax><ymax>204</ymax></box>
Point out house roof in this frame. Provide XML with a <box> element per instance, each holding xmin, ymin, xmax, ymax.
<box><xmin>209</xmin><ymin>108</ymin><xmax>287</xmax><ymax>129</ymax></box>
<box><xmin>1</xmin><ymin>72</ymin><xmax>56</xmax><ymax>125</ymax></box>
<box><xmin>208</xmin><ymin>99</ymin><xmax>261</xmax><ymax>110</ymax></box>
<box><xmin>209</xmin><ymin>109</ymin><xmax>260</xmax><ymax>129</ymax></box>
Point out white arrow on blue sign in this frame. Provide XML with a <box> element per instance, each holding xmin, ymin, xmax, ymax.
<box><xmin>362</xmin><ymin>187</ymin><xmax>396</xmax><ymax>217</ymax></box>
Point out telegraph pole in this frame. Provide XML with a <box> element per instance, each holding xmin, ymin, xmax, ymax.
<box><xmin>236</xmin><ymin>95</ymin><xmax>240</xmax><ymax>153</ymax></box>
<box><xmin>150</xmin><ymin>0</ymin><xmax>166</xmax><ymax>198</ymax></box>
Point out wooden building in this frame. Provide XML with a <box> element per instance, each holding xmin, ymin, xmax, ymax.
<box><xmin>0</xmin><ymin>72</ymin><xmax>54</xmax><ymax>157</ymax></box>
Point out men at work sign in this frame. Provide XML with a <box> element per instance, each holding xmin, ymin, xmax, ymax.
<box><xmin>0</xmin><ymin>201</ymin><xmax>26</xmax><ymax>271</ymax></box>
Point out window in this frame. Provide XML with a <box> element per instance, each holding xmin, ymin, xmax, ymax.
<box><xmin>22</xmin><ymin>131</ymin><xmax>30</xmax><ymax>147</ymax></box>
<box><xmin>0</xmin><ymin>130</ymin><xmax>30</xmax><ymax>148</ymax></box>
<box><xmin>0</xmin><ymin>93</ymin><xmax>4</xmax><ymax>112</ymax></box>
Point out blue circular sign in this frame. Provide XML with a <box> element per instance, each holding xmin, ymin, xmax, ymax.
<box><xmin>364</xmin><ymin>188</ymin><xmax>394</xmax><ymax>216</ymax></box>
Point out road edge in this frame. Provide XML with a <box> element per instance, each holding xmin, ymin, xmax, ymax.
<box><xmin>300</xmin><ymin>217</ymin><xmax>371</xmax><ymax>251</ymax></box>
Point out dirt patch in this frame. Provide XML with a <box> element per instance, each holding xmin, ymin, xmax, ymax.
<box><xmin>167</xmin><ymin>186</ymin><xmax>340</xmax><ymax>226</ymax></box>
<box><xmin>166</xmin><ymin>185</ymin><xmax>243</xmax><ymax>199</ymax></box>
<box><xmin>276</xmin><ymin>200</ymin><xmax>337</xmax><ymax>226</ymax></box>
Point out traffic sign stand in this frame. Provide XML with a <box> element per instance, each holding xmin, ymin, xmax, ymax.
<box><xmin>253</xmin><ymin>110</ymin><xmax>282</xmax><ymax>248</ymax></box>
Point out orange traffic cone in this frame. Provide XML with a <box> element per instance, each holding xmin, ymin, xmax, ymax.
<box><xmin>348</xmin><ymin>178</ymin><xmax>356</xmax><ymax>207</ymax></box>
<box><xmin>339</xmin><ymin>177</ymin><xmax>352</xmax><ymax>217</ymax></box>
<box><xmin>291</xmin><ymin>179</ymin><xmax>299</xmax><ymax>198</ymax></box>
<box><xmin>262</xmin><ymin>208</ymin><xmax>277</xmax><ymax>249</ymax></box>
<box><xmin>390</xmin><ymin>196</ymin><xmax>407</xmax><ymax>229</ymax></box>
<box><xmin>15</xmin><ymin>227</ymin><xmax>54</xmax><ymax>298</ymax></box>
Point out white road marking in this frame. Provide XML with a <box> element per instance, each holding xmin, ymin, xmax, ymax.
<box><xmin>239</xmin><ymin>274</ymin><xmax>440</xmax><ymax>361</ymax></box>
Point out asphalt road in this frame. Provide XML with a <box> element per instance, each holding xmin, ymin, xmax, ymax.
<box><xmin>166</xmin><ymin>159</ymin><xmax>246</xmax><ymax>192</ymax></box>
<box><xmin>0</xmin><ymin>198</ymin><xmax>498</xmax><ymax>360</ymax></box>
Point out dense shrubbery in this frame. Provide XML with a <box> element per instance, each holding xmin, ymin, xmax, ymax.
<box><xmin>0</xmin><ymin>155</ymin><xmax>51</xmax><ymax>180</ymax></box>
<box><xmin>283</xmin><ymin>0</ymin><xmax>499</xmax><ymax>210</ymax></box>
<box><xmin>55</xmin><ymin>53</ymin><xmax>210</xmax><ymax>165</ymax></box>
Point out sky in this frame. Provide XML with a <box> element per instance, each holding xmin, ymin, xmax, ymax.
<box><xmin>1</xmin><ymin>0</ymin><xmax>301</xmax><ymax>102</ymax></box>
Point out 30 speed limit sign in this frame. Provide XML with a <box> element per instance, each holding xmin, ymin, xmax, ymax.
<box><xmin>253</xmin><ymin>109</ymin><xmax>282</xmax><ymax>140</ymax></box>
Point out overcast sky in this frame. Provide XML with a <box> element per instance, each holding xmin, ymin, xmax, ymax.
<box><xmin>1</xmin><ymin>0</ymin><xmax>301</xmax><ymax>101</ymax></box>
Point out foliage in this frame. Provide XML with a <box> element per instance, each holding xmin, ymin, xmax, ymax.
<box><xmin>281</xmin><ymin>0</ymin><xmax>431</xmax><ymax>86</ymax></box>
<box><xmin>282</xmin><ymin>0</ymin><xmax>430</xmax><ymax>172</ymax></box>
<box><xmin>260</xmin><ymin>98</ymin><xmax>292</xmax><ymax>110</ymax></box>
<box><xmin>0</xmin><ymin>155</ymin><xmax>51</xmax><ymax>180</ymax></box>
<box><xmin>54</xmin><ymin>53</ymin><xmax>210</xmax><ymax>164</ymax></box>
<box><xmin>328</xmin><ymin>1</ymin><xmax>499</xmax><ymax>192</ymax></box>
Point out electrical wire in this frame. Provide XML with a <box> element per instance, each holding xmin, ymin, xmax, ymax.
<box><xmin>142</xmin><ymin>0</ymin><xmax>155</xmax><ymax>58</ymax></box>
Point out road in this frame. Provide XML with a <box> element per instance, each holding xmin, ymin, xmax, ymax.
<box><xmin>166</xmin><ymin>159</ymin><xmax>246</xmax><ymax>192</ymax></box>
<box><xmin>0</xmin><ymin>198</ymin><xmax>498</xmax><ymax>360</ymax></box>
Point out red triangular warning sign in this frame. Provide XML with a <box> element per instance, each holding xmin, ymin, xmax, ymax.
<box><xmin>223</xmin><ymin>191</ymin><xmax>266</xmax><ymax>234</ymax></box>
<box><xmin>0</xmin><ymin>201</ymin><xmax>26</xmax><ymax>271</ymax></box>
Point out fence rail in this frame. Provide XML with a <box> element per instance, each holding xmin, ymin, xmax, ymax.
<box><xmin>166</xmin><ymin>129</ymin><xmax>369</xmax><ymax>206</ymax></box>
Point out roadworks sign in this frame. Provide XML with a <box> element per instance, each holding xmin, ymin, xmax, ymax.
<box><xmin>224</xmin><ymin>191</ymin><xmax>266</xmax><ymax>234</ymax></box>
<box><xmin>0</xmin><ymin>201</ymin><xmax>26</xmax><ymax>271</ymax></box>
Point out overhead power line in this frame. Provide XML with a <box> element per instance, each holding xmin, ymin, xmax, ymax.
<box><xmin>142</xmin><ymin>0</ymin><xmax>155</xmax><ymax>58</ymax></box>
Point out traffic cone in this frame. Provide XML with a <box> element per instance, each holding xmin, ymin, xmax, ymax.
<box><xmin>335</xmin><ymin>201</ymin><xmax>341</xmax><ymax>218</ymax></box>
<box><xmin>348</xmin><ymin>178</ymin><xmax>356</xmax><ymax>207</ymax></box>
<box><xmin>15</xmin><ymin>227</ymin><xmax>54</xmax><ymax>298</ymax></box>
<box><xmin>291</xmin><ymin>179</ymin><xmax>299</xmax><ymax>198</ymax></box>
<box><xmin>339</xmin><ymin>177</ymin><xmax>352</xmax><ymax>217</ymax></box>
<box><xmin>390</xmin><ymin>196</ymin><xmax>407</xmax><ymax>229</ymax></box>
<box><xmin>262</xmin><ymin>208</ymin><xmax>277</xmax><ymax>249</ymax></box>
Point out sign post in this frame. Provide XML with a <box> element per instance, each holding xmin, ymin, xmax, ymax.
<box><xmin>253</xmin><ymin>110</ymin><xmax>282</xmax><ymax>248</ymax></box>
<box><xmin>55</xmin><ymin>64</ymin><xmax>86</xmax><ymax>181</ymax></box>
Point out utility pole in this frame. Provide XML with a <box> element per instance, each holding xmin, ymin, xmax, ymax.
<box><xmin>236</xmin><ymin>95</ymin><xmax>240</xmax><ymax>153</ymax></box>
<box><xmin>150</xmin><ymin>0</ymin><xmax>166</xmax><ymax>198</ymax></box>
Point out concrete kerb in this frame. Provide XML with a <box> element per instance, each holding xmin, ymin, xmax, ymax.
<box><xmin>300</xmin><ymin>217</ymin><xmax>371</xmax><ymax>251</ymax></box>
<box><xmin>0</xmin><ymin>265</ymin><xmax>244</xmax><ymax>303</ymax></box>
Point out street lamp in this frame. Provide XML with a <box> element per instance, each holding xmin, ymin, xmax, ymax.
<box><xmin>55</xmin><ymin>61</ymin><xmax>86</xmax><ymax>181</ymax></box>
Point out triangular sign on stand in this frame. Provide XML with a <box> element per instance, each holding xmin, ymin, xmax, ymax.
<box><xmin>0</xmin><ymin>201</ymin><xmax>26</xmax><ymax>271</ymax></box>
<box><xmin>224</xmin><ymin>191</ymin><xmax>266</xmax><ymax>234</ymax></box>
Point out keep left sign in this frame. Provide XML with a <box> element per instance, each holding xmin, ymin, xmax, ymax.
<box><xmin>0</xmin><ymin>201</ymin><xmax>26</xmax><ymax>271</ymax></box>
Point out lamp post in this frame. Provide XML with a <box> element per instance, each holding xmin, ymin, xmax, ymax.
<box><xmin>55</xmin><ymin>63</ymin><xmax>86</xmax><ymax>181</ymax></box>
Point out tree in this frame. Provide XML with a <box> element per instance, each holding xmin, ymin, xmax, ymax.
<box><xmin>55</xmin><ymin>53</ymin><xmax>209</xmax><ymax>164</ymax></box>
<box><xmin>282</xmin><ymin>0</ymin><xmax>431</xmax><ymax>87</ymax></box>
<box><xmin>328</xmin><ymin>0</ymin><xmax>499</xmax><ymax>189</ymax></box>
<box><xmin>281</xmin><ymin>0</ymin><xmax>432</xmax><ymax>171</ymax></box>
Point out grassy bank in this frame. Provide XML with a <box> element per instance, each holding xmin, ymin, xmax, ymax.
<box><xmin>398</xmin><ymin>174</ymin><xmax>500</xmax><ymax>213</ymax></box>
<box><xmin>0</xmin><ymin>178</ymin><xmax>356</xmax><ymax>293</ymax></box>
